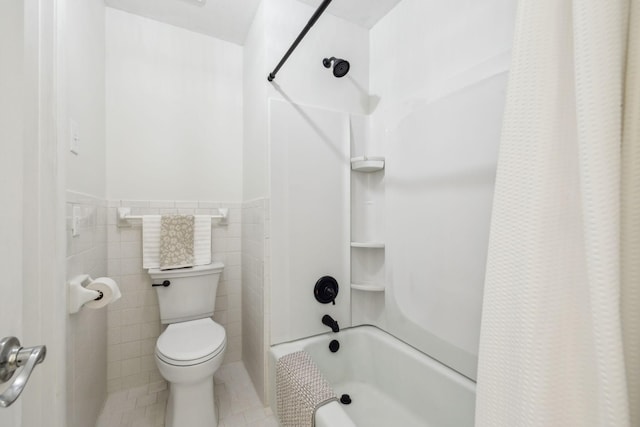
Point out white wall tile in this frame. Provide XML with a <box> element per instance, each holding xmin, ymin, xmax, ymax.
<box><xmin>106</xmin><ymin>199</ymin><xmax>243</xmax><ymax>391</ymax></box>
<box><xmin>198</xmin><ymin>201</ymin><xmax>220</xmax><ymax>209</ymax></box>
<box><xmin>66</xmin><ymin>191</ymin><xmax>108</xmax><ymax>427</ymax></box>
<box><xmin>174</xmin><ymin>200</ymin><xmax>198</xmax><ymax>209</ymax></box>
<box><xmin>241</xmin><ymin>198</ymin><xmax>269</xmax><ymax>404</ymax></box>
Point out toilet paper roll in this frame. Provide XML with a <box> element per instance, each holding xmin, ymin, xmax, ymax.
<box><xmin>84</xmin><ymin>277</ymin><xmax>122</xmax><ymax>309</ymax></box>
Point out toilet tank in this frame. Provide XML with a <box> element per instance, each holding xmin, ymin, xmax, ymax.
<box><xmin>148</xmin><ymin>262</ymin><xmax>224</xmax><ymax>324</ymax></box>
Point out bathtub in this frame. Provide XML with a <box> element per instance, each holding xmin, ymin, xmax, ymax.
<box><xmin>269</xmin><ymin>325</ymin><xmax>476</xmax><ymax>427</ymax></box>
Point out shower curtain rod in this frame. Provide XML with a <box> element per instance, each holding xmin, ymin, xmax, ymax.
<box><xmin>267</xmin><ymin>0</ymin><xmax>333</xmax><ymax>82</ymax></box>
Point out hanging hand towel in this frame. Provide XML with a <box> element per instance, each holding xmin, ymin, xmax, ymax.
<box><xmin>143</xmin><ymin>215</ymin><xmax>211</xmax><ymax>269</ymax></box>
<box><xmin>159</xmin><ymin>215</ymin><xmax>195</xmax><ymax>270</ymax></box>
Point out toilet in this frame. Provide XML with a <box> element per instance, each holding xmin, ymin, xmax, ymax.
<box><xmin>148</xmin><ymin>262</ymin><xmax>226</xmax><ymax>427</ymax></box>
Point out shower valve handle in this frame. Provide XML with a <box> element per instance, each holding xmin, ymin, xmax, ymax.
<box><xmin>326</xmin><ymin>288</ymin><xmax>336</xmax><ymax>305</ymax></box>
<box><xmin>314</xmin><ymin>276</ymin><xmax>339</xmax><ymax>305</ymax></box>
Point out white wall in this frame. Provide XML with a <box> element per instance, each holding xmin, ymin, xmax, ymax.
<box><xmin>262</xmin><ymin>0</ymin><xmax>368</xmax><ymax>347</ymax></box>
<box><xmin>265</xmin><ymin>0</ymin><xmax>370</xmax><ymax>116</ymax></box>
<box><xmin>106</xmin><ymin>8</ymin><xmax>243</xmax><ymax>201</ymax></box>
<box><xmin>62</xmin><ymin>1</ymin><xmax>108</xmax><ymax>426</ymax></box>
<box><xmin>242</xmin><ymin>0</ymin><xmax>367</xmax><ymax>399</ymax></box>
<box><xmin>243</xmin><ymin>1</ymin><xmax>269</xmax><ymax>201</ymax></box>
<box><xmin>242</xmin><ymin>0</ymin><xmax>370</xmax><ymax>201</ymax></box>
<box><xmin>270</xmin><ymin>99</ymin><xmax>351</xmax><ymax>344</ymax></box>
<box><xmin>241</xmin><ymin>4</ymin><xmax>270</xmax><ymax>402</ymax></box>
<box><xmin>64</xmin><ymin>0</ymin><xmax>106</xmax><ymax>197</ymax></box>
<box><xmin>363</xmin><ymin>0</ymin><xmax>517</xmax><ymax>380</ymax></box>
<box><xmin>0</xmin><ymin>2</ymin><xmax>24</xmax><ymax>425</ymax></box>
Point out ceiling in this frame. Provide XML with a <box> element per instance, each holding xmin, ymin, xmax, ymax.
<box><xmin>104</xmin><ymin>0</ymin><xmax>263</xmax><ymax>45</ymax></box>
<box><xmin>298</xmin><ymin>0</ymin><xmax>402</xmax><ymax>29</ymax></box>
<box><xmin>104</xmin><ymin>0</ymin><xmax>403</xmax><ymax>45</ymax></box>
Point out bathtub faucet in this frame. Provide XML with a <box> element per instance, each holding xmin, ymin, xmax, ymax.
<box><xmin>322</xmin><ymin>315</ymin><xmax>340</xmax><ymax>333</ymax></box>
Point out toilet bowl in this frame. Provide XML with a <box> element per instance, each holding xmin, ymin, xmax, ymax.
<box><xmin>148</xmin><ymin>262</ymin><xmax>226</xmax><ymax>427</ymax></box>
<box><xmin>155</xmin><ymin>318</ymin><xmax>226</xmax><ymax>427</ymax></box>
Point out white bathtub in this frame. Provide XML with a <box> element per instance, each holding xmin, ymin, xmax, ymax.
<box><xmin>269</xmin><ymin>325</ymin><xmax>476</xmax><ymax>427</ymax></box>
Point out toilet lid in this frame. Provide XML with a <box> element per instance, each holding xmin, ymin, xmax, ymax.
<box><xmin>156</xmin><ymin>318</ymin><xmax>226</xmax><ymax>365</ymax></box>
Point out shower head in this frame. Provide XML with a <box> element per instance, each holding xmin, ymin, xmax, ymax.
<box><xmin>323</xmin><ymin>57</ymin><xmax>350</xmax><ymax>78</ymax></box>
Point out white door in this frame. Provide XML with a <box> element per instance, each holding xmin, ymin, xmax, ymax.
<box><xmin>0</xmin><ymin>1</ymin><xmax>29</xmax><ymax>424</ymax></box>
<box><xmin>0</xmin><ymin>0</ymin><xmax>65</xmax><ymax>426</ymax></box>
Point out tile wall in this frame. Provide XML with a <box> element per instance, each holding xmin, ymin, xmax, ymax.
<box><xmin>241</xmin><ymin>198</ymin><xmax>270</xmax><ymax>403</ymax></box>
<box><xmin>66</xmin><ymin>190</ymin><xmax>108</xmax><ymax>427</ymax></box>
<box><xmin>105</xmin><ymin>200</ymin><xmax>242</xmax><ymax>392</ymax></box>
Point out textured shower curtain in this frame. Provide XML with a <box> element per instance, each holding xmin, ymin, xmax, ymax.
<box><xmin>475</xmin><ymin>0</ymin><xmax>639</xmax><ymax>426</ymax></box>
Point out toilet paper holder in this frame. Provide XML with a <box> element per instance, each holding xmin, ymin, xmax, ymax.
<box><xmin>68</xmin><ymin>274</ymin><xmax>110</xmax><ymax>314</ymax></box>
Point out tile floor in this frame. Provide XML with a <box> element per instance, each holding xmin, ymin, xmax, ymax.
<box><xmin>96</xmin><ymin>361</ymin><xmax>278</xmax><ymax>427</ymax></box>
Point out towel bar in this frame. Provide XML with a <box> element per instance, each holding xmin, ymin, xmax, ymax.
<box><xmin>117</xmin><ymin>207</ymin><xmax>228</xmax><ymax>227</ymax></box>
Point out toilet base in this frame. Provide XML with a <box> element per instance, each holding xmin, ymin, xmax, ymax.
<box><xmin>165</xmin><ymin>375</ymin><xmax>217</xmax><ymax>427</ymax></box>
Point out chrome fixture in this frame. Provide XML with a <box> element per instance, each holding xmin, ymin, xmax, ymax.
<box><xmin>0</xmin><ymin>336</ymin><xmax>46</xmax><ymax>407</ymax></box>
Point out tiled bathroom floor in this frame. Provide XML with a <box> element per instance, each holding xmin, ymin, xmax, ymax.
<box><xmin>96</xmin><ymin>362</ymin><xmax>278</xmax><ymax>427</ymax></box>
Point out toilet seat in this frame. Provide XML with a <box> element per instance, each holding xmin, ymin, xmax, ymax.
<box><xmin>156</xmin><ymin>318</ymin><xmax>226</xmax><ymax>366</ymax></box>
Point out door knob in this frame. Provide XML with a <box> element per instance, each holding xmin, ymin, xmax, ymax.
<box><xmin>0</xmin><ymin>336</ymin><xmax>46</xmax><ymax>408</ymax></box>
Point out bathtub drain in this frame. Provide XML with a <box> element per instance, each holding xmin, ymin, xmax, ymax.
<box><xmin>340</xmin><ymin>394</ymin><xmax>352</xmax><ymax>405</ymax></box>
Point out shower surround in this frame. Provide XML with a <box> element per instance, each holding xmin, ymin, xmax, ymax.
<box><xmin>242</xmin><ymin>0</ymin><xmax>517</xmax><ymax>416</ymax></box>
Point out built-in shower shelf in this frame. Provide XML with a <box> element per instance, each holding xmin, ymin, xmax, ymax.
<box><xmin>351</xmin><ymin>242</ymin><xmax>385</xmax><ymax>249</ymax></box>
<box><xmin>351</xmin><ymin>283</ymin><xmax>385</xmax><ymax>292</ymax></box>
<box><xmin>351</xmin><ymin>156</ymin><xmax>385</xmax><ymax>172</ymax></box>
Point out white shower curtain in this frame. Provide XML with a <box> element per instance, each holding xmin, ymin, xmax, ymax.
<box><xmin>475</xmin><ymin>0</ymin><xmax>639</xmax><ymax>426</ymax></box>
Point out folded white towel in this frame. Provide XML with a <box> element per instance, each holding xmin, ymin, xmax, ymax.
<box><xmin>143</xmin><ymin>215</ymin><xmax>161</xmax><ymax>269</ymax></box>
<box><xmin>193</xmin><ymin>215</ymin><xmax>212</xmax><ymax>266</ymax></box>
<box><xmin>142</xmin><ymin>215</ymin><xmax>211</xmax><ymax>269</ymax></box>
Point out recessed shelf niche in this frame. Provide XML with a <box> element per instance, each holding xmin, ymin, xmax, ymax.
<box><xmin>351</xmin><ymin>148</ymin><xmax>385</xmax><ymax>303</ymax></box>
